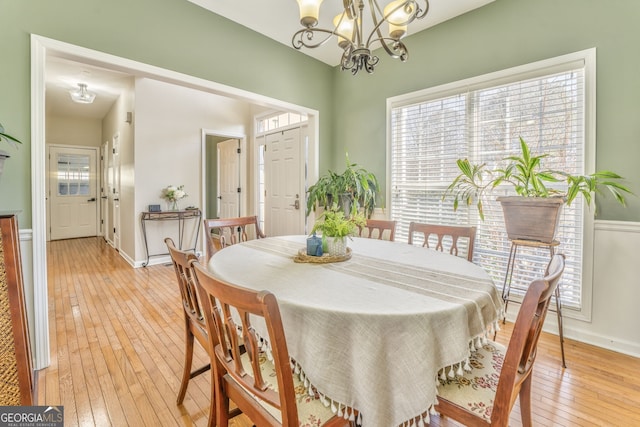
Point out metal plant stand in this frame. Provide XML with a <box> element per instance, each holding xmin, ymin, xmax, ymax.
<box><xmin>501</xmin><ymin>238</ymin><xmax>566</xmax><ymax>368</ymax></box>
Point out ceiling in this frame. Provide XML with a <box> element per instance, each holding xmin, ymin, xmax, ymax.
<box><xmin>187</xmin><ymin>0</ymin><xmax>495</xmax><ymax>66</ymax></box>
<box><xmin>45</xmin><ymin>0</ymin><xmax>494</xmax><ymax>119</ymax></box>
<box><xmin>46</xmin><ymin>57</ymin><xmax>132</xmax><ymax>120</ymax></box>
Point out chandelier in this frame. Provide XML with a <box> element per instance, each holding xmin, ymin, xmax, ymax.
<box><xmin>292</xmin><ymin>0</ymin><xmax>429</xmax><ymax>75</ymax></box>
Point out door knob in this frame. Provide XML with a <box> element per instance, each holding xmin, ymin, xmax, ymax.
<box><xmin>289</xmin><ymin>199</ymin><xmax>300</xmax><ymax>209</ymax></box>
<box><xmin>87</xmin><ymin>197</ymin><xmax>97</xmax><ymax>202</ymax></box>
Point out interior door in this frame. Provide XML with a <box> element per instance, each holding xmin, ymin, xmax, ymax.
<box><xmin>217</xmin><ymin>139</ymin><xmax>241</xmax><ymax>218</ymax></box>
<box><xmin>100</xmin><ymin>141</ymin><xmax>108</xmax><ymax>239</ymax></box>
<box><xmin>264</xmin><ymin>128</ymin><xmax>304</xmax><ymax>236</ymax></box>
<box><xmin>111</xmin><ymin>134</ymin><xmax>121</xmax><ymax>250</ymax></box>
<box><xmin>49</xmin><ymin>146</ymin><xmax>98</xmax><ymax>240</ymax></box>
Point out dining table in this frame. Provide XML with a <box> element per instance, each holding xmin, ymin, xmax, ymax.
<box><xmin>207</xmin><ymin>235</ymin><xmax>503</xmax><ymax>427</ymax></box>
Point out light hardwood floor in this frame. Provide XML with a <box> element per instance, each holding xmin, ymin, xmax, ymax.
<box><xmin>39</xmin><ymin>237</ymin><xmax>640</xmax><ymax>426</ymax></box>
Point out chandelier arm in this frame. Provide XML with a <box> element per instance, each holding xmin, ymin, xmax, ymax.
<box><xmin>416</xmin><ymin>0</ymin><xmax>429</xmax><ymax>20</ymax></box>
<box><xmin>292</xmin><ymin>28</ymin><xmax>342</xmax><ymax>50</ymax></box>
<box><xmin>366</xmin><ymin>0</ymin><xmax>386</xmax><ymax>48</ymax></box>
<box><xmin>344</xmin><ymin>0</ymin><xmax>357</xmax><ymax>20</ymax></box>
<box><xmin>376</xmin><ymin>38</ymin><xmax>409</xmax><ymax>61</ymax></box>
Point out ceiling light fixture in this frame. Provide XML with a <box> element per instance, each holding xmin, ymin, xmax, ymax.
<box><xmin>69</xmin><ymin>83</ymin><xmax>96</xmax><ymax>104</ymax></box>
<box><xmin>292</xmin><ymin>0</ymin><xmax>429</xmax><ymax>75</ymax></box>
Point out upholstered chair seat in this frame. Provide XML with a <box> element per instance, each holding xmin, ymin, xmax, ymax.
<box><xmin>437</xmin><ymin>341</ymin><xmax>506</xmax><ymax>422</ymax></box>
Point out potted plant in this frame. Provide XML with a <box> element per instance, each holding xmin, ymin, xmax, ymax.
<box><xmin>443</xmin><ymin>137</ymin><xmax>633</xmax><ymax>243</ymax></box>
<box><xmin>306</xmin><ymin>153</ymin><xmax>380</xmax><ymax>218</ymax></box>
<box><xmin>0</xmin><ymin>122</ymin><xmax>23</xmax><ymax>179</ymax></box>
<box><xmin>311</xmin><ymin>205</ymin><xmax>366</xmax><ymax>256</ymax></box>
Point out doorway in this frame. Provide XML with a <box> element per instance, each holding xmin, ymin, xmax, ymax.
<box><xmin>201</xmin><ymin>130</ymin><xmax>247</xmax><ymax>222</ymax></box>
<box><xmin>47</xmin><ymin>145</ymin><xmax>99</xmax><ymax>240</ymax></box>
<box><xmin>263</xmin><ymin>128</ymin><xmax>306</xmax><ymax>236</ymax></box>
<box><xmin>32</xmin><ymin>35</ymin><xmax>320</xmax><ymax>370</ymax></box>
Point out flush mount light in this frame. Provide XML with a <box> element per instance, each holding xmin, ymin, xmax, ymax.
<box><xmin>69</xmin><ymin>83</ymin><xmax>96</xmax><ymax>104</ymax></box>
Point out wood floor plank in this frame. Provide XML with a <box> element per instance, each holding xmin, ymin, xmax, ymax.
<box><xmin>38</xmin><ymin>237</ymin><xmax>640</xmax><ymax>427</ymax></box>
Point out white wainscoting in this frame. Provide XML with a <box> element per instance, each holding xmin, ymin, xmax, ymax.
<box><xmin>567</xmin><ymin>220</ymin><xmax>640</xmax><ymax>358</ymax></box>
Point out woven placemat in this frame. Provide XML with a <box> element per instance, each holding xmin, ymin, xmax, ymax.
<box><xmin>293</xmin><ymin>247</ymin><xmax>352</xmax><ymax>264</ymax></box>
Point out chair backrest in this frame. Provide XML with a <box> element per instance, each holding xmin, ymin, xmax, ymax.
<box><xmin>203</xmin><ymin>216</ymin><xmax>265</xmax><ymax>260</ymax></box>
<box><xmin>191</xmin><ymin>261</ymin><xmax>300</xmax><ymax>426</ymax></box>
<box><xmin>358</xmin><ymin>219</ymin><xmax>397</xmax><ymax>241</ymax></box>
<box><xmin>491</xmin><ymin>253</ymin><xmax>565</xmax><ymax>425</ymax></box>
<box><xmin>165</xmin><ymin>238</ymin><xmax>207</xmax><ymax>345</ymax></box>
<box><xmin>408</xmin><ymin>222</ymin><xmax>477</xmax><ymax>261</ymax></box>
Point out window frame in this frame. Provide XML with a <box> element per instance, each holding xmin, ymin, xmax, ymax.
<box><xmin>386</xmin><ymin>48</ymin><xmax>596</xmax><ymax>321</ymax></box>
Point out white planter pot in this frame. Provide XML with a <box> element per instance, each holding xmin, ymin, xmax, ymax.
<box><xmin>326</xmin><ymin>236</ymin><xmax>347</xmax><ymax>256</ymax></box>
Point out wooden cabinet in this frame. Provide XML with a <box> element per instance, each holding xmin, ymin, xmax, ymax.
<box><xmin>0</xmin><ymin>213</ymin><xmax>34</xmax><ymax>405</ymax></box>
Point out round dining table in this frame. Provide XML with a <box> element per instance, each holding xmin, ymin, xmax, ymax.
<box><xmin>207</xmin><ymin>235</ymin><xmax>503</xmax><ymax>427</ymax></box>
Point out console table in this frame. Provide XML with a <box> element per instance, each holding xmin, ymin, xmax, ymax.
<box><xmin>140</xmin><ymin>209</ymin><xmax>201</xmax><ymax>267</ymax></box>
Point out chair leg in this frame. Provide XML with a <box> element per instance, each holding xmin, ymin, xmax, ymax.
<box><xmin>519</xmin><ymin>374</ymin><xmax>533</xmax><ymax>427</ymax></box>
<box><xmin>177</xmin><ymin>326</ymin><xmax>195</xmax><ymax>405</ymax></box>
<box><xmin>207</xmin><ymin>369</ymin><xmax>216</xmax><ymax>427</ymax></box>
<box><xmin>215</xmin><ymin>373</ymin><xmax>231</xmax><ymax>427</ymax></box>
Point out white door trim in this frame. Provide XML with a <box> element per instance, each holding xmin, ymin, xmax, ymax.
<box><xmin>32</xmin><ymin>34</ymin><xmax>319</xmax><ymax>369</ymax></box>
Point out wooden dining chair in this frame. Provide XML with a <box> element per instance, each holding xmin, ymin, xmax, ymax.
<box><xmin>165</xmin><ymin>238</ymin><xmax>241</xmax><ymax>425</ymax></box>
<box><xmin>358</xmin><ymin>219</ymin><xmax>397</xmax><ymax>241</ymax></box>
<box><xmin>408</xmin><ymin>222</ymin><xmax>477</xmax><ymax>261</ymax></box>
<box><xmin>203</xmin><ymin>216</ymin><xmax>265</xmax><ymax>261</ymax></box>
<box><xmin>434</xmin><ymin>253</ymin><xmax>566</xmax><ymax>426</ymax></box>
<box><xmin>190</xmin><ymin>260</ymin><xmax>353</xmax><ymax>427</ymax></box>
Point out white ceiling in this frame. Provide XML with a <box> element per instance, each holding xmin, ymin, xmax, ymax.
<box><xmin>46</xmin><ymin>57</ymin><xmax>132</xmax><ymax>120</ymax></box>
<box><xmin>45</xmin><ymin>0</ymin><xmax>494</xmax><ymax>119</ymax></box>
<box><xmin>187</xmin><ymin>0</ymin><xmax>495</xmax><ymax>66</ymax></box>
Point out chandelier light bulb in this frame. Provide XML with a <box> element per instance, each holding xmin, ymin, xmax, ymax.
<box><xmin>296</xmin><ymin>0</ymin><xmax>324</xmax><ymax>28</ymax></box>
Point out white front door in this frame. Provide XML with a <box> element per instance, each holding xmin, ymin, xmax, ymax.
<box><xmin>264</xmin><ymin>128</ymin><xmax>305</xmax><ymax>236</ymax></box>
<box><xmin>49</xmin><ymin>145</ymin><xmax>98</xmax><ymax>240</ymax></box>
<box><xmin>217</xmin><ymin>139</ymin><xmax>241</xmax><ymax>218</ymax></box>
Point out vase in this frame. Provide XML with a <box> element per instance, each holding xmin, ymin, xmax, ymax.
<box><xmin>326</xmin><ymin>236</ymin><xmax>347</xmax><ymax>257</ymax></box>
<box><xmin>169</xmin><ymin>200</ymin><xmax>179</xmax><ymax>211</ymax></box>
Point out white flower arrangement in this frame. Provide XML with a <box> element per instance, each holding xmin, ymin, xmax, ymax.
<box><xmin>162</xmin><ymin>184</ymin><xmax>188</xmax><ymax>203</ymax></box>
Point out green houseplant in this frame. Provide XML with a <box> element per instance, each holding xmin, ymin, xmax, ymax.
<box><xmin>443</xmin><ymin>137</ymin><xmax>633</xmax><ymax>242</ymax></box>
<box><xmin>306</xmin><ymin>153</ymin><xmax>380</xmax><ymax>218</ymax></box>
<box><xmin>311</xmin><ymin>205</ymin><xmax>366</xmax><ymax>256</ymax></box>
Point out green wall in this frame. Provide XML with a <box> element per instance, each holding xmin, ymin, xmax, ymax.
<box><xmin>331</xmin><ymin>0</ymin><xmax>640</xmax><ymax>221</ymax></box>
<box><xmin>2</xmin><ymin>0</ymin><xmax>639</xmax><ymax>224</ymax></box>
<box><xmin>0</xmin><ymin>0</ymin><xmax>334</xmax><ymax>227</ymax></box>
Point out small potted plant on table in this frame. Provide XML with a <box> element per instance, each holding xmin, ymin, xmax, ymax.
<box><xmin>311</xmin><ymin>205</ymin><xmax>366</xmax><ymax>256</ymax></box>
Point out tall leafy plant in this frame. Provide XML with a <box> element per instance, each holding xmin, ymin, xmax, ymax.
<box><xmin>306</xmin><ymin>153</ymin><xmax>380</xmax><ymax>218</ymax></box>
<box><xmin>0</xmin><ymin>123</ymin><xmax>23</xmax><ymax>148</ymax></box>
<box><xmin>443</xmin><ymin>137</ymin><xmax>632</xmax><ymax>220</ymax></box>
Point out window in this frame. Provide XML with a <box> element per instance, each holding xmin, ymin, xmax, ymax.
<box><xmin>388</xmin><ymin>49</ymin><xmax>595</xmax><ymax>316</ymax></box>
<box><xmin>56</xmin><ymin>153</ymin><xmax>90</xmax><ymax>196</ymax></box>
<box><xmin>256</xmin><ymin>112</ymin><xmax>308</xmax><ymax>134</ymax></box>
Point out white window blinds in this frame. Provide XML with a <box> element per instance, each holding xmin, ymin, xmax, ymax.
<box><xmin>390</xmin><ymin>63</ymin><xmax>587</xmax><ymax>309</ymax></box>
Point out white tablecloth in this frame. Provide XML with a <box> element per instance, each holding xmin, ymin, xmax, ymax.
<box><xmin>207</xmin><ymin>236</ymin><xmax>503</xmax><ymax>427</ymax></box>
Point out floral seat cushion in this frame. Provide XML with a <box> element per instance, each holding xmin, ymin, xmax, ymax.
<box><xmin>232</xmin><ymin>350</ymin><xmax>342</xmax><ymax>426</ymax></box>
<box><xmin>436</xmin><ymin>341</ymin><xmax>506</xmax><ymax>422</ymax></box>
